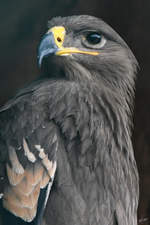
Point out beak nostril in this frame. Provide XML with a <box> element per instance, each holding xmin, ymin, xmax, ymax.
<box><xmin>57</xmin><ymin>37</ymin><xmax>62</xmax><ymax>42</ymax></box>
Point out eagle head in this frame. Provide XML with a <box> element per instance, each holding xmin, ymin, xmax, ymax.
<box><xmin>38</xmin><ymin>15</ymin><xmax>138</xmax><ymax>98</ymax></box>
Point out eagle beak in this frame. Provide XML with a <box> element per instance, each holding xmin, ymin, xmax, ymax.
<box><xmin>38</xmin><ymin>26</ymin><xmax>99</xmax><ymax>67</ymax></box>
<box><xmin>37</xmin><ymin>26</ymin><xmax>67</xmax><ymax>67</ymax></box>
<box><xmin>37</xmin><ymin>32</ymin><xmax>58</xmax><ymax>67</ymax></box>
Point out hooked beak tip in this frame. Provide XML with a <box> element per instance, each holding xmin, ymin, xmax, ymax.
<box><xmin>37</xmin><ymin>32</ymin><xmax>58</xmax><ymax>68</ymax></box>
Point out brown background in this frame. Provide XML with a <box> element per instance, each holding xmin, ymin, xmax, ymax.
<box><xmin>0</xmin><ymin>0</ymin><xmax>150</xmax><ymax>224</ymax></box>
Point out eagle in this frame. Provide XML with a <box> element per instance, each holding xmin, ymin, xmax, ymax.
<box><xmin>0</xmin><ymin>15</ymin><xmax>139</xmax><ymax>225</ymax></box>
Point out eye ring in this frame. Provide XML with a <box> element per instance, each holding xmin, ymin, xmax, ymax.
<box><xmin>82</xmin><ymin>32</ymin><xmax>106</xmax><ymax>49</ymax></box>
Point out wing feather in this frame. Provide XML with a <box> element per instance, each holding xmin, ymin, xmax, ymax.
<box><xmin>0</xmin><ymin>81</ymin><xmax>63</xmax><ymax>222</ymax></box>
<box><xmin>0</xmin><ymin>80</ymin><xmax>80</xmax><ymax>223</ymax></box>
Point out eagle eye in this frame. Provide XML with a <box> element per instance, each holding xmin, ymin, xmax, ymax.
<box><xmin>82</xmin><ymin>32</ymin><xmax>106</xmax><ymax>49</ymax></box>
<box><xmin>86</xmin><ymin>33</ymin><xmax>102</xmax><ymax>45</ymax></box>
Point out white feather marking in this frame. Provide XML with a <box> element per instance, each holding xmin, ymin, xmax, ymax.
<box><xmin>35</xmin><ymin>145</ymin><xmax>46</xmax><ymax>159</ymax></box>
<box><xmin>8</xmin><ymin>146</ymin><xmax>24</xmax><ymax>174</ymax></box>
<box><xmin>52</xmin><ymin>134</ymin><xmax>58</xmax><ymax>152</ymax></box>
<box><xmin>0</xmin><ymin>193</ymin><xmax>3</xmax><ymax>199</ymax></box>
<box><xmin>52</xmin><ymin>134</ymin><xmax>57</xmax><ymax>143</ymax></box>
<box><xmin>35</xmin><ymin>145</ymin><xmax>55</xmax><ymax>175</ymax></box>
<box><xmin>50</xmin><ymin>161</ymin><xmax>57</xmax><ymax>178</ymax></box>
<box><xmin>56</xmin><ymin>141</ymin><xmax>58</xmax><ymax>152</ymax></box>
<box><xmin>34</xmin><ymin>145</ymin><xmax>42</xmax><ymax>151</ymax></box>
<box><xmin>43</xmin><ymin>162</ymin><xmax>57</xmax><ymax>209</ymax></box>
<box><xmin>23</xmin><ymin>138</ymin><xmax>36</xmax><ymax>163</ymax></box>
<box><xmin>43</xmin><ymin>182</ymin><xmax>52</xmax><ymax>208</ymax></box>
<box><xmin>42</xmin><ymin>157</ymin><xmax>53</xmax><ymax>171</ymax></box>
<box><xmin>39</xmin><ymin>151</ymin><xmax>46</xmax><ymax>159</ymax></box>
<box><xmin>35</xmin><ymin>145</ymin><xmax>57</xmax><ymax>178</ymax></box>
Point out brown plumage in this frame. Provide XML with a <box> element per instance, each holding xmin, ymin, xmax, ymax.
<box><xmin>3</xmin><ymin>139</ymin><xmax>56</xmax><ymax>222</ymax></box>
<box><xmin>0</xmin><ymin>15</ymin><xmax>139</xmax><ymax>225</ymax></box>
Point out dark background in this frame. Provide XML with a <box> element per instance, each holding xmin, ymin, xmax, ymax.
<box><xmin>0</xmin><ymin>0</ymin><xmax>150</xmax><ymax>224</ymax></box>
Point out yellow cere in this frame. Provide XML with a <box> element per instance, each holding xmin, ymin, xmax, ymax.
<box><xmin>47</xmin><ymin>26</ymin><xmax>100</xmax><ymax>56</ymax></box>
<box><xmin>48</xmin><ymin>26</ymin><xmax>66</xmax><ymax>48</ymax></box>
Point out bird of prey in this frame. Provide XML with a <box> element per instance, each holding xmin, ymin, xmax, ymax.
<box><xmin>0</xmin><ymin>15</ymin><xmax>139</xmax><ymax>225</ymax></box>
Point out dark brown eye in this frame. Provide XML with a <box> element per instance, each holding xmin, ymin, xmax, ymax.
<box><xmin>82</xmin><ymin>32</ymin><xmax>106</xmax><ymax>49</ymax></box>
<box><xmin>86</xmin><ymin>33</ymin><xmax>102</xmax><ymax>45</ymax></box>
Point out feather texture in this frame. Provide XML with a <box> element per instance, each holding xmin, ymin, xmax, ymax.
<box><xmin>0</xmin><ymin>15</ymin><xmax>139</xmax><ymax>225</ymax></box>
